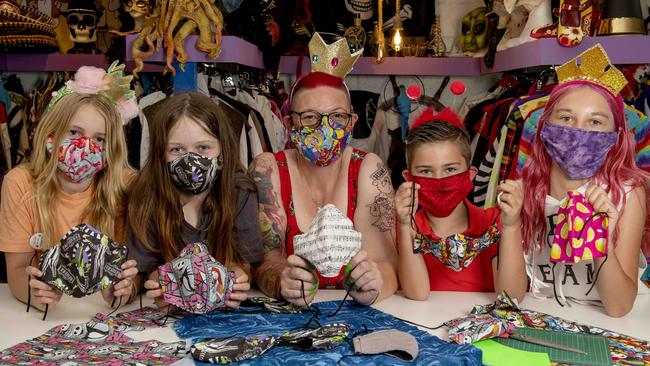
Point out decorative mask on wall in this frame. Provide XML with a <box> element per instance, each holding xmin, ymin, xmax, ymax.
<box><xmin>460</xmin><ymin>6</ymin><xmax>488</xmax><ymax>53</ymax></box>
<box><xmin>62</xmin><ymin>0</ymin><xmax>102</xmax><ymax>53</ymax></box>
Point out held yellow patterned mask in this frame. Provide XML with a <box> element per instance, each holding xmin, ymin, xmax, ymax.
<box><xmin>550</xmin><ymin>191</ymin><xmax>608</xmax><ymax>264</ymax></box>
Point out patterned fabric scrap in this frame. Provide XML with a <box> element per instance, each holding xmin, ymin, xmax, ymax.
<box><xmin>0</xmin><ymin>320</ymin><xmax>188</xmax><ymax>365</ymax></box>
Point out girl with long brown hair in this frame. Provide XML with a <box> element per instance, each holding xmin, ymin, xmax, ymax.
<box><xmin>127</xmin><ymin>92</ymin><xmax>263</xmax><ymax>309</ymax></box>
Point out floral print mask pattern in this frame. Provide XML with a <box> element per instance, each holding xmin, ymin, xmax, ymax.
<box><xmin>47</xmin><ymin>136</ymin><xmax>105</xmax><ymax>183</ymax></box>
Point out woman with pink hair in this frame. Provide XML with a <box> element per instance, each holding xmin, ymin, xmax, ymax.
<box><xmin>521</xmin><ymin>45</ymin><xmax>650</xmax><ymax>317</ymax></box>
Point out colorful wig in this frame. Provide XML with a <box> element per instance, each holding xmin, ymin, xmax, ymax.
<box><xmin>285</xmin><ymin>72</ymin><xmax>349</xmax><ymax>114</ymax></box>
<box><xmin>521</xmin><ymin>81</ymin><xmax>650</xmax><ymax>254</ymax></box>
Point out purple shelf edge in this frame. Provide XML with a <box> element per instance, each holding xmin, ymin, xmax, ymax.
<box><xmin>482</xmin><ymin>35</ymin><xmax>650</xmax><ymax>73</ymax></box>
<box><xmin>279</xmin><ymin>56</ymin><xmax>482</xmax><ymax>76</ymax></box>
<box><xmin>125</xmin><ymin>35</ymin><xmax>265</xmax><ymax>69</ymax></box>
<box><xmin>0</xmin><ymin>54</ymin><xmax>164</xmax><ymax>72</ymax></box>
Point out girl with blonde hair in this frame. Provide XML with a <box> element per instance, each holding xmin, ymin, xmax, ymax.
<box><xmin>0</xmin><ymin>62</ymin><xmax>139</xmax><ymax>311</ymax></box>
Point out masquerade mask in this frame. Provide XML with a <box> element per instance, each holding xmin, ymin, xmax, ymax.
<box><xmin>290</xmin><ymin>121</ymin><xmax>352</xmax><ymax>167</ymax></box>
<box><xmin>414</xmin><ymin>224</ymin><xmax>500</xmax><ymax>272</ymax></box>
<box><xmin>293</xmin><ymin>204</ymin><xmax>362</xmax><ymax>287</ymax></box>
<box><xmin>158</xmin><ymin>242</ymin><xmax>235</xmax><ymax>314</ymax></box>
<box><xmin>550</xmin><ymin>191</ymin><xmax>608</xmax><ymax>263</ymax></box>
<box><xmin>47</xmin><ymin>136</ymin><xmax>105</xmax><ymax>183</ymax></box>
<box><xmin>168</xmin><ymin>152</ymin><xmax>222</xmax><ymax>195</ymax></box>
<box><xmin>406</xmin><ymin>171</ymin><xmax>474</xmax><ymax>218</ymax></box>
<box><xmin>540</xmin><ymin>122</ymin><xmax>617</xmax><ymax>180</ymax></box>
<box><xmin>39</xmin><ymin>224</ymin><xmax>127</xmax><ymax>297</ymax></box>
<box><xmin>353</xmin><ymin>329</ymin><xmax>419</xmax><ymax>361</ymax></box>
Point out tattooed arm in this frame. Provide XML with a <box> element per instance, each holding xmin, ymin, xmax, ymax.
<box><xmin>248</xmin><ymin>153</ymin><xmax>288</xmax><ymax>299</ymax></box>
<box><xmin>349</xmin><ymin>154</ymin><xmax>399</xmax><ymax>304</ymax></box>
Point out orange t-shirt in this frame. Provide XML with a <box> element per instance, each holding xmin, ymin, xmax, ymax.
<box><xmin>398</xmin><ymin>199</ymin><xmax>500</xmax><ymax>292</ymax></box>
<box><xmin>0</xmin><ymin>165</ymin><xmax>94</xmax><ymax>253</ymax></box>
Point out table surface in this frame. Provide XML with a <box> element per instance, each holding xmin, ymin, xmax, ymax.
<box><xmin>0</xmin><ymin>284</ymin><xmax>648</xmax><ymax>351</ymax></box>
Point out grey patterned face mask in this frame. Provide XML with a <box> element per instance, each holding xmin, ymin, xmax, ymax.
<box><xmin>353</xmin><ymin>329</ymin><xmax>419</xmax><ymax>361</ymax></box>
<box><xmin>540</xmin><ymin>122</ymin><xmax>617</xmax><ymax>180</ymax></box>
<box><xmin>168</xmin><ymin>152</ymin><xmax>223</xmax><ymax>195</ymax></box>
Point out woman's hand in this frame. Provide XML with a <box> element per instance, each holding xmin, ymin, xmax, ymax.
<box><xmin>280</xmin><ymin>255</ymin><xmax>317</xmax><ymax>307</ymax></box>
<box><xmin>347</xmin><ymin>250</ymin><xmax>382</xmax><ymax>306</ymax></box>
<box><xmin>26</xmin><ymin>266</ymin><xmax>62</xmax><ymax>308</ymax></box>
<box><xmin>225</xmin><ymin>266</ymin><xmax>250</xmax><ymax>309</ymax></box>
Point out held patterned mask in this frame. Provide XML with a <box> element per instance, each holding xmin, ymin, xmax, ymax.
<box><xmin>550</xmin><ymin>191</ymin><xmax>608</xmax><ymax>263</ymax></box>
<box><xmin>539</xmin><ymin>122</ymin><xmax>617</xmax><ymax>180</ymax></box>
<box><xmin>290</xmin><ymin>121</ymin><xmax>352</xmax><ymax>167</ymax></box>
<box><xmin>413</xmin><ymin>224</ymin><xmax>500</xmax><ymax>272</ymax></box>
<box><xmin>47</xmin><ymin>136</ymin><xmax>105</xmax><ymax>183</ymax></box>
<box><xmin>293</xmin><ymin>204</ymin><xmax>362</xmax><ymax>288</ymax></box>
<box><xmin>405</xmin><ymin>172</ymin><xmax>474</xmax><ymax>218</ymax></box>
<box><xmin>158</xmin><ymin>242</ymin><xmax>235</xmax><ymax>314</ymax></box>
<box><xmin>168</xmin><ymin>152</ymin><xmax>223</xmax><ymax>195</ymax></box>
<box><xmin>39</xmin><ymin>224</ymin><xmax>127</xmax><ymax>297</ymax></box>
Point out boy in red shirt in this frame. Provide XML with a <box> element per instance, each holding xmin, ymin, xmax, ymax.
<box><xmin>395</xmin><ymin>108</ymin><xmax>526</xmax><ymax>302</ymax></box>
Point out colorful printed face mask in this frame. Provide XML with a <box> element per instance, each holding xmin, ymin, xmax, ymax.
<box><xmin>191</xmin><ymin>335</ymin><xmax>277</xmax><ymax>364</ymax></box>
<box><xmin>540</xmin><ymin>122</ymin><xmax>617</xmax><ymax>180</ymax></box>
<box><xmin>406</xmin><ymin>171</ymin><xmax>474</xmax><ymax>217</ymax></box>
<box><xmin>47</xmin><ymin>136</ymin><xmax>105</xmax><ymax>183</ymax></box>
<box><xmin>293</xmin><ymin>204</ymin><xmax>362</xmax><ymax>288</ymax></box>
<box><xmin>39</xmin><ymin>224</ymin><xmax>127</xmax><ymax>297</ymax></box>
<box><xmin>414</xmin><ymin>224</ymin><xmax>500</xmax><ymax>272</ymax></box>
<box><xmin>158</xmin><ymin>242</ymin><xmax>235</xmax><ymax>314</ymax></box>
<box><xmin>550</xmin><ymin>190</ymin><xmax>608</xmax><ymax>263</ymax></box>
<box><xmin>290</xmin><ymin>122</ymin><xmax>352</xmax><ymax>167</ymax></box>
<box><xmin>168</xmin><ymin>152</ymin><xmax>223</xmax><ymax>195</ymax></box>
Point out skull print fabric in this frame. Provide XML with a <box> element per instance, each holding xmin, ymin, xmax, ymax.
<box><xmin>550</xmin><ymin>191</ymin><xmax>608</xmax><ymax>263</ymax></box>
<box><xmin>168</xmin><ymin>152</ymin><xmax>222</xmax><ymax>195</ymax></box>
<box><xmin>158</xmin><ymin>242</ymin><xmax>235</xmax><ymax>314</ymax></box>
<box><xmin>39</xmin><ymin>224</ymin><xmax>127</xmax><ymax>298</ymax></box>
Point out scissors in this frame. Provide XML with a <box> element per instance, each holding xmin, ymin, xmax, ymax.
<box><xmin>508</xmin><ymin>329</ymin><xmax>588</xmax><ymax>355</ymax></box>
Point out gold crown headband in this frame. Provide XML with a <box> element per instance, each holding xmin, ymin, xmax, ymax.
<box><xmin>555</xmin><ymin>44</ymin><xmax>627</xmax><ymax>95</ymax></box>
<box><xmin>308</xmin><ymin>33</ymin><xmax>363</xmax><ymax>78</ymax></box>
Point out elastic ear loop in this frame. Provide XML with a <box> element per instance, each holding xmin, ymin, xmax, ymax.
<box><xmin>300</xmin><ymin>280</ymin><xmax>322</xmax><ymax>329</ymax></box>
<box><xmin>409</xmin><ymin>182</ymin><xmax>418</xmax><ymax>232</ymax></box>
<box><xmin>551</xmin><ymin>262</ymin><xmax>564</xmax><ymax>307</ymax></box>
<box><xmin>106</xmin><ymin>296</ymin><xmax>123</xmax><ymax>318</ymax></box>
<box><xmin>336</xmin><ymin>324</ymin><xmax>371</xmax><ymax>365</ymax></box>
<box><xmin>328</xmin><ymin>263</ymin><xmax>356</xmax><ymax>318</ymax></box>
<box><xmin>26</xmin><ymin>252</ymin><xmax>49</xmax><ymax>320</ymax></box>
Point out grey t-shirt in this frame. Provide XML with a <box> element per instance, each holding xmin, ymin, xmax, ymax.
<box><xmin>127</xmin><ymin>185</ymin><xmax>264</xmax><ymax>274</ymax></box>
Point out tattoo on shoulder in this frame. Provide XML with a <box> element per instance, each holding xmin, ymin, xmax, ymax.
<box><xmin>367</xmin><ymin>163</ymin><xmax>395</xmax><ymax>232</ymax></box>
<box><xmin>249</xmin><ymin>156</ymin><xmax>286</xmax><ymax>252</ymax></box>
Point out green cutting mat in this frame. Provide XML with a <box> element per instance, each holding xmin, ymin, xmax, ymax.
<box><xmin>494</xmin><ymin>328</ymin><xmax>611</xmax><ymax>366</ymax></box>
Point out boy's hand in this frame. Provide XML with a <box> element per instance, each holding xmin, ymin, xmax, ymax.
<box><xmin>395</xmin><ymin>181</ymin><xmax>419</xmax><ymax>226</ymax></box>
<box><xmin>497</xmin><ymin>180</ymin><xmax>523</xmax><ymax>227</ymax></box>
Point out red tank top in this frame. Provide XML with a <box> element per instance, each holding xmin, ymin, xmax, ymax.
<box><xmin>274</xmin><ymin>149</ymin><xmax>367</xmax><ymax>288</ymax></box>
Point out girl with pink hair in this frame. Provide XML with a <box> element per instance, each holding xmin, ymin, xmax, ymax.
<box><xmin>521</xmin><ymin>46</ymin><xmax>650</xmax><ymax>317</ymax></box>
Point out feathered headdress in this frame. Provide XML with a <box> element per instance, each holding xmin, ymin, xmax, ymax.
<box><xmin>47</xmin><ymin>61</ymin><xmax>139</xmax><ymax>124</ymax></box>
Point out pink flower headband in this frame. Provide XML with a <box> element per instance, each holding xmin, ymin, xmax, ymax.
<box><xmin>47</xmin><ymin>61</ymin><xmax>139</xmax><ymax>124</ymax></box>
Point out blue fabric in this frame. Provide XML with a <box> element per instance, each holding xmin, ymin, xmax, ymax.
<box><xmin>174</xmin><ymin>300</ymin><xmax>482</xmax><ymax>366</ymax></box>
<box><xmin>172</xmin><ymin>62</ymin><xmax>198</xmax><ymax>94</ymax></box>
<box><xmin>396</xmin><ymin>85</ymin><xmax>410</xmax><ymax>141</ymax></box>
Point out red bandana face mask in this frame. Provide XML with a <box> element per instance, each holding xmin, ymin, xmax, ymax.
<box><xmin>406</xmin><ymin>171</ymin><xmax>474</xmax><ymax>217</ymax></box>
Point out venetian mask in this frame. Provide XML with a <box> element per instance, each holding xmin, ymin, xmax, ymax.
<box><xmin>460</xmin><ymin>7</ymin><xmax>488</xmax><ymax>52</ymax></box>
<box><xmin>121</xmin><ymin>0</ymin><xmax>151</xmax><ymax>19</ymax></box>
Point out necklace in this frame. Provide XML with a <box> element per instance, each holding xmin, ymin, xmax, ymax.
<box><xmin>295</xmin><ymin>150</ymin><xmax>347</xmax><ymax>209</ymax></box>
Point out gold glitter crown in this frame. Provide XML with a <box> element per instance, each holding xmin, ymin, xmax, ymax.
<box><xmin>308</xmin><ymin>33</ymin><xmax>363</xmax><ymax>79</ymax></box>
<box><xmin>555</xmin><ymin>44</ymin><xmax>627</xmax><ymax>95</ymax></box>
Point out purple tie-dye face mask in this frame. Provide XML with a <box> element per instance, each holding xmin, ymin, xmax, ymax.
<box><xmin>540</xmin><ymin>122</ymin><xmax>617</xmax><ymax>180</ymax></box>
<box><xmin>550</xmin><ymin>191</ymin><xmax>608</xmax><ymax>263</ymax></box>
<box><xmin>158</xmin><ymin>242</ymin><xmax>235</xmax><ymax>314</ymax></box>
